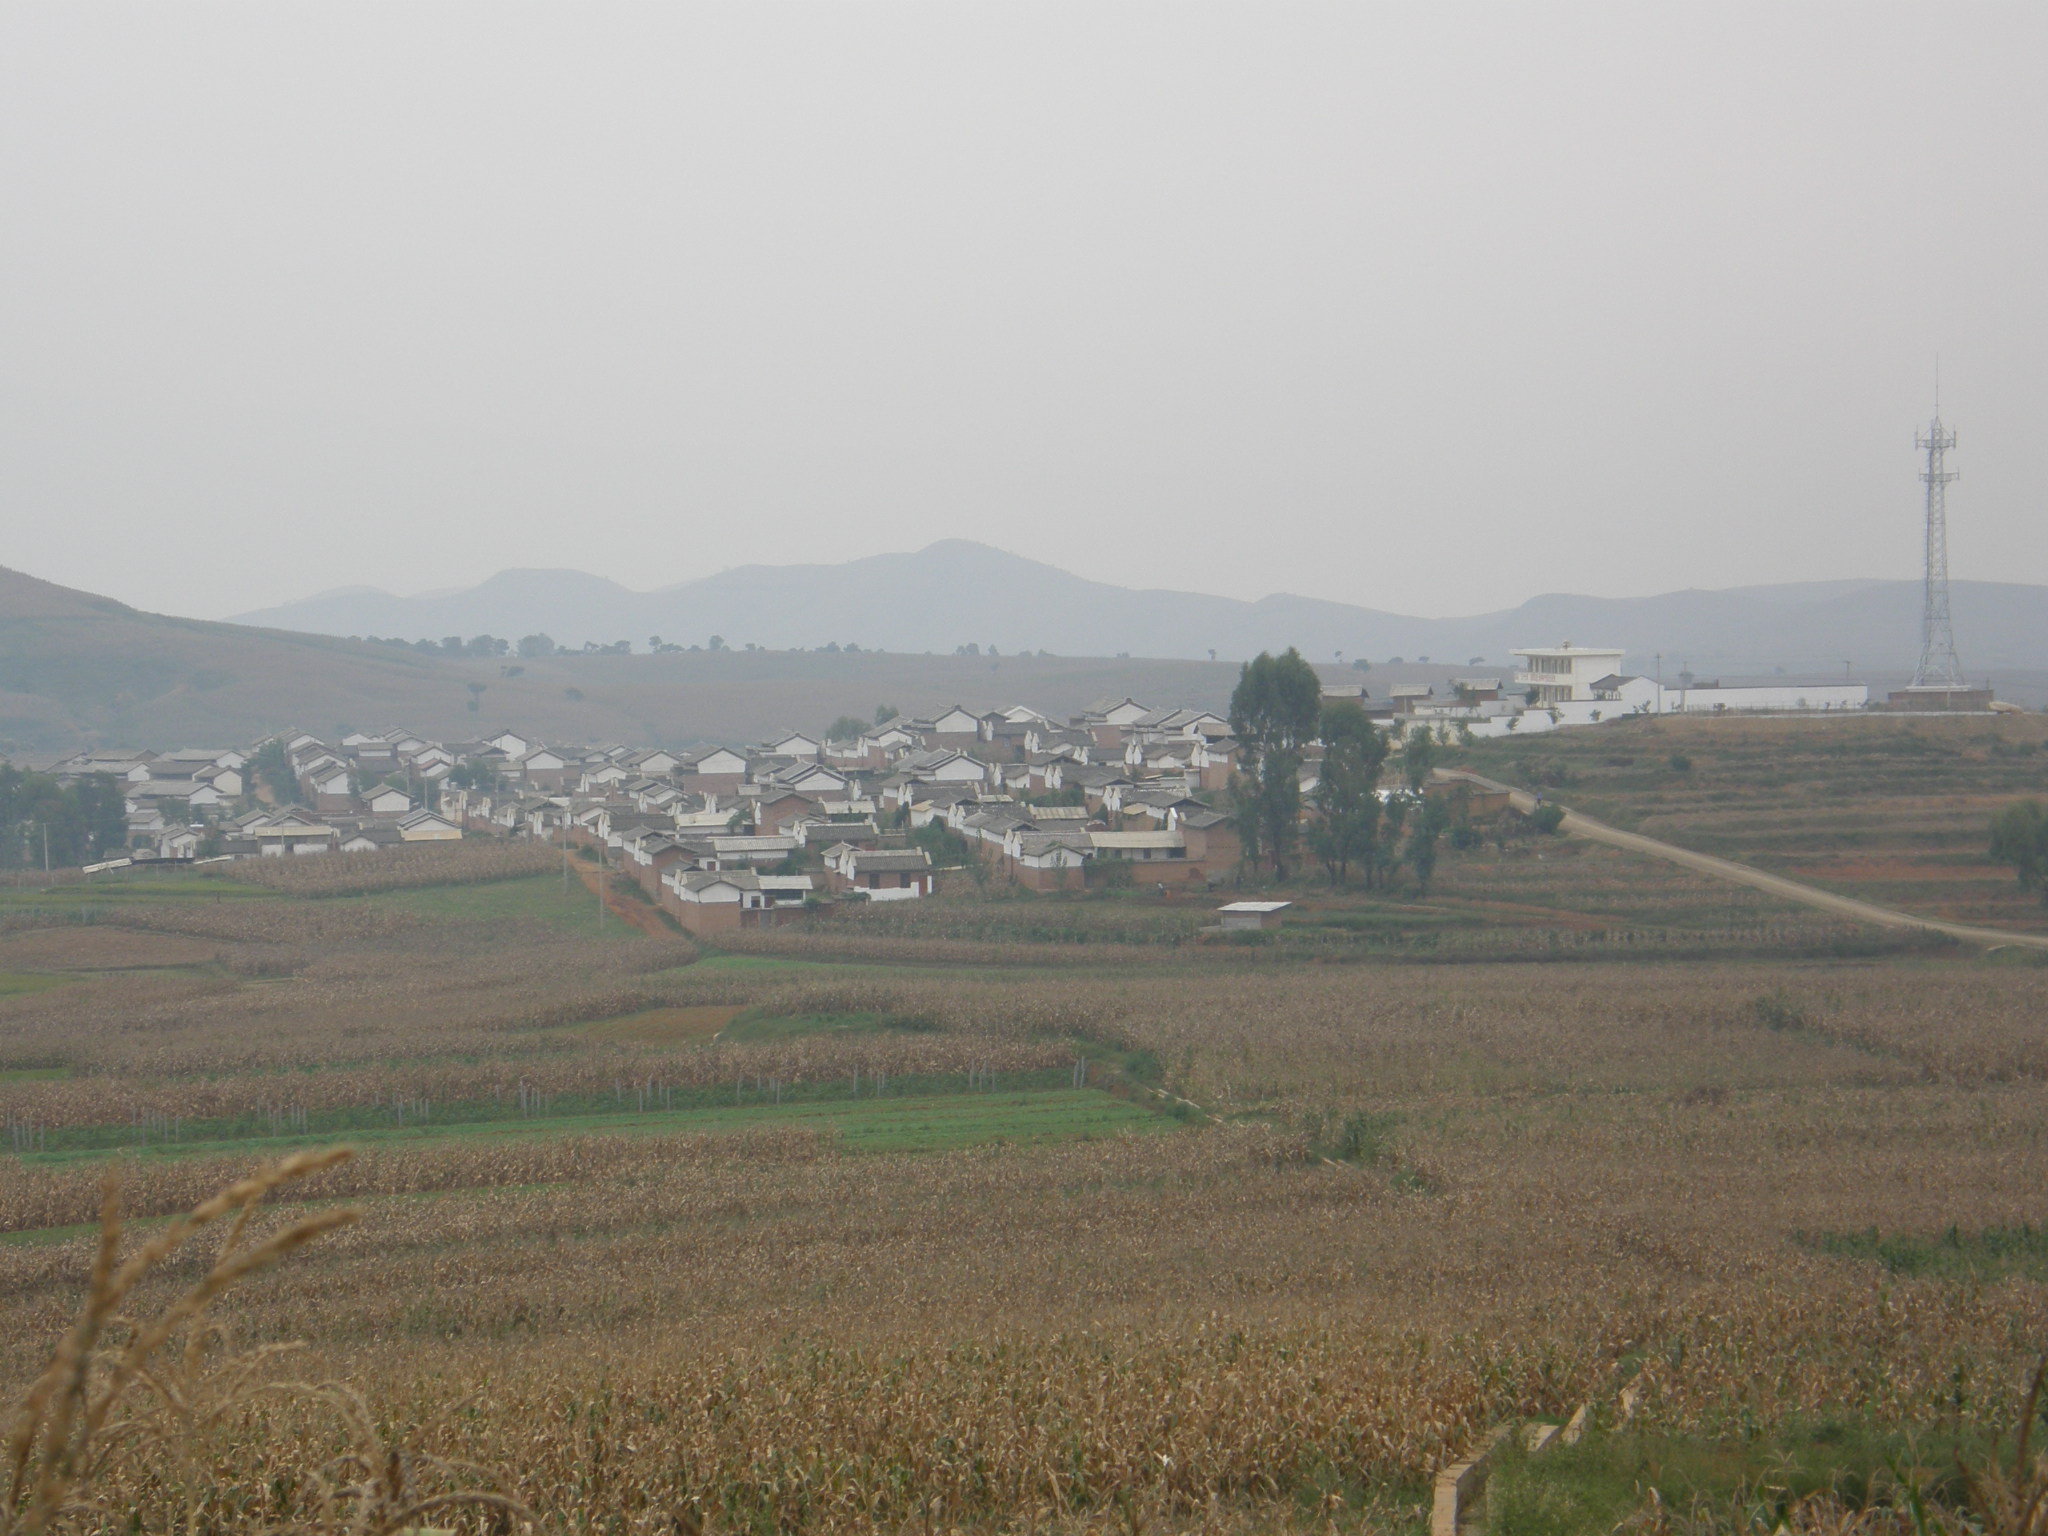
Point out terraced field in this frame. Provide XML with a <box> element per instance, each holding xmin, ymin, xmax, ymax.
<box><xmin>1461</xmin><ymin>710</ymin><xmax>2048</xmax><ymax>933</ymax></box>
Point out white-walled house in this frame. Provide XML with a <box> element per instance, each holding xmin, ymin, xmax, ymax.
<box><xmin>1510</xmin><ymin>645</ymin><xmax>1629</xmax><ymax>706</ymax></box>
<box><xmin>928</xmin><ymin>706</ymin><xmax>983</xmax><ymax>738</ymax></box>
<box><xmin>362</xmin><ymin>785</ymin><xmax>413</xmax><ymax>815</ymax></box>
<box><xmin>762</xmin><ymin>731</ymin><xmax>822</xmax><ymax>760</ymax></box>
<box><xmin>1086</xmin><ymin>697</ymin><xmax>1151</xmax><ymax>727</ymax></box>
<box><xmin>396</xmin><ymin>810</ymin><xmax>462</xmax><ymax>841</ymax></box>
<box><xmin>897</xmin><ymin>750</ymin><xmax>987</xmax><ymax>784</ymax></box>
<box><xmin>249</xmin><ymin>812</ymin><xmax>340</xmax><ymax>857</ymax></box>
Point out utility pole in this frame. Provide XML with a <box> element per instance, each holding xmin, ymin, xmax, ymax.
<box><xmin>1910</xmin><ymin>387</ymin><xmax>1965</xmax><ymax>691</ymax></box>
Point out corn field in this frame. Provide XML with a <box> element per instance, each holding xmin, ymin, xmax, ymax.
<box><xmin>4</xmin><ymin>824</ymin><xmax>2048</xmax><ymax>1532</ymax></box>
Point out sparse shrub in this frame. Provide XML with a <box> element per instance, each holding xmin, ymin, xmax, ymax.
<box><xmin>1751</xmin><ymin>992</ymin><xmax>1806</xmax><ymax>1031</ymax></box>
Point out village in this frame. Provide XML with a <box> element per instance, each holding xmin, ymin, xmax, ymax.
<box><xmin>51</xmin><ymin>695</ymin><xmax>1248</xmax><ymax>933</ymax></box>
<box><xmin>31</xmin><ymin>642</ymin><xmax>1896</xmax><ymax>935</ymax></box>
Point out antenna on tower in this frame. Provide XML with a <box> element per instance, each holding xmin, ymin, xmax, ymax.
<box><xmin>1909</xmin><ymin>394</ymin><xmax>1964</xmax><ymax>690</ymax></box>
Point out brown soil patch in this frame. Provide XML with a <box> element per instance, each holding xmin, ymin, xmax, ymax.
<box><xmin>569</xmin><ymin>861</ymin><xmax>677</xmax><ymax>937</ymax></box>
<box><xmin>0</xmin><ymin>926</ymin><xmax>230</xmax><ymax>971</ymax></box>
<box><xmin>584</xmin><ymin>1005</ymin><xmax>745</xmax><ymax>1045</ymax></box>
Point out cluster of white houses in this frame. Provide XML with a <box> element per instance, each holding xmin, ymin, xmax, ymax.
<box><xmin>40</xmin><ymin>645</ymin><xmax>1884</xmax><ymax>922</ymax></box>
<box><xmin>431</xmin><ymin>700</ymin><xmax>1255</xmax><ymax>932</ymax></box>
<box><xmin>47</xmin><ymin>738</ymin><xmax>467</xmax><ymax>862</ymax></box>
<box><xmin>47</xmin><ymin>700</ymin><xmax>1255</xmax><ymax>929</ymax></box>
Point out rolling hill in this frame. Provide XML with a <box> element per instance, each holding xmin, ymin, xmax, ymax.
<box><xmin>0</xmin><ymin>565</ymin><xmax>1246</xmax><ymax>757</ymax></box>
<box><xmin>10</xmin><ymin>547</ymin><xmax>2048</xmax><ymax>760</ymax></box>
<box><xmin>233</xmin><ymin>540</ymin><xmax>2048</xmax><ymax>677</ymax></box>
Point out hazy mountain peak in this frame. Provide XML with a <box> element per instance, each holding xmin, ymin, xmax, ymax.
<box><xmin>226</xmin><ymin>546</ymin><xmax>2048</xmax><ymax>673</ymax></box>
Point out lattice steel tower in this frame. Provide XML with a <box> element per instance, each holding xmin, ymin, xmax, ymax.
<box><xmin>1910</xmin><ymin>403</ymin><xmax>1964</xmax><ymax>689</ymax></box>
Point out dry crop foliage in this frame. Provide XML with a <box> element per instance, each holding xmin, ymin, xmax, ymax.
<box><xmin>13</xmin><ymin>948</ymin><xmax>2048</xmax><ymax>1142</ymax></box>
<box><xmin>5</xmin><ymin>862</ymin><xmax>2048</xmax><ymax>1531</ymax></box>
<box><xmin>0</xmin><ymin>1033</ymin><xmax>1065</xmax><ymax>1143</ymax></box>
<box><xmin>5</xmin><ymin>1115</ymin><xmax>2043</xmax><ymax>1533</ymax></box>
<box><xmin>1</xmin><ymin>1128</ymin><xmax>835</xmax><ymax>1240</ymax></box>
<box><xmin>2</xmin><ymin>1149</ymin><xmax>525</xmax><ymax>1536</ymax></box>
<box><xmin>224</xmin><ymin>840</ymin><xmax>560</xmax><ymax>897</ymax></box>
<box><xmin>0</xmin><ymin>916</ymin><xmax>700</xmax><ymax>1077</ymax></box>
<box><xmin>652</xmin><ymin>956</ymin><xmax>2048</xmax><ymax>1100</ymax></box>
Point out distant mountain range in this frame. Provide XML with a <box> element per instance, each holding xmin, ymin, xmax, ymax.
<box><xmin>5</xmin><ymin>545</ymin><xmax>2046</xmax><ymax>758</ymax></box>
<box><xmin>234</xmin><ymin>539</ymin><xmax>2047</xmax><ymax>678</ymax></box>
<box><xmin>0</xmin><ymin>563</ymin><xmax>1242</xmax><ymax>757</ymax></box>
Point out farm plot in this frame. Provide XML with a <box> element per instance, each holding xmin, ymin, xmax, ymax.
<box><xmin>1461</xmin><ymin>712</ymin><xmax>2048</xmax><ymax>933</ymax></box>
<box><xmin>5</xmin><ymin>840</ymin><xmax>2048</xmax><ymax>1534</ymax></box>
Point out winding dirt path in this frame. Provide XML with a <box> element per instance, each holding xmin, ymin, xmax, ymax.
<box><xmin>1439</xmin><ymin>771</ymin><xmax>2048</xmax><ymax>953</ymax></box>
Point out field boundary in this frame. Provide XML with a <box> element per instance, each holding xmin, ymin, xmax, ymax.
<box><xmin>1439</xmin><ymin>770</ymin><xmax>2048</xmax><ymax>952</ymax></box>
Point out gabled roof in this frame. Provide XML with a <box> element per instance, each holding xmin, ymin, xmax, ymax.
<box><xmin>1091</xmin><ymin>830</ymin><xmax>1184</xmax><ymax>850</ymax></box>
<box><xmin>677</xmin><ymin>745</ymin><xmax>747</xmax><ymax>767</ymax></box>
<box><xmin>849</xmin><ymin>849</ymin><xmax>933</xmax><ymax>872</ymax></box>
<box><xmin>677</xmin><ymin>868</ymin><xmax>761</xmax><ymax>894</ymax></box>
<box><xmin>1121</xmin><ymin>787</ymin><xmax>1199</xmax><ymax>809</ymax></box>
<box><xmin>1013</xmin><ymin>830</ymin><xmax>1093</xmax><ymax>856</ymax></box>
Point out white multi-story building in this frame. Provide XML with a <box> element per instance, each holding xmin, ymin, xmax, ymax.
<box><xmin>1510</xmin><ymin>644</ymin><xmax>1627</xmax><ymax>706</ymax></box>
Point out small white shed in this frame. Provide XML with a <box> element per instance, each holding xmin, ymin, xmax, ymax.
<box><xmin>1217</xmin><ymin>900</ymin><xmax>1292</xmax><ymax>932</ymax></box>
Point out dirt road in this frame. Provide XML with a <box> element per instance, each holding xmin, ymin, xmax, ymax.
<box><xmin>1439</xmin><ymin>770</ymin><xmax>2048</xmax><ymax>953</ymax></box>
<box><xmin>569</xmin><ymin>857</ymin><xmax>677</xmax><ymax>938</ymax></box>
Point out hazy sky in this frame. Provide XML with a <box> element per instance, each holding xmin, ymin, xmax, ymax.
<box><xmin>3</xmin><ymin>3</ymin><xmax>2044</xmax><ymax>622</ymax></box>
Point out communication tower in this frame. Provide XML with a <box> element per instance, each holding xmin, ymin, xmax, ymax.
<box><xmin>1909</xmin><ymin>402</ymin><xmax>1964</xmax><ymax>690</ymax></box>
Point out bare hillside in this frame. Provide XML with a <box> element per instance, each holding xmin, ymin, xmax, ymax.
<box><xmin>0</xmin><ymin>565</ymin><xmax>1243</xmax><ymax>754</ymax></box>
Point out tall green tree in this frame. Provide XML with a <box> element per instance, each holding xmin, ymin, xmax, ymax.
<box><xmin>251</xmin><ymin>740</ymin><xmax>299</xmax><ymax>805</ymax></box>
<box><xmin>1990</xmin><ymin>800</ymin><xmax>2048</xmax><ymax>903</ymax></box>
<box><xmin>1400</xmin><ymin>724</ymin><xmax>1439</xmax><ymax>792</ymax></box>
<box><xmin>1310</xmin><ymin>700</ymin><xmax>1388</xmax><ymax>886</ymax></box>
<box><xmin>1405</xmin><ymin>796</ymin><xmax>1450</xmax><ymax>894</ymax></box>
<box><xmin>1228</xmin><ymin>648</ymin><xmax>1322</xmax><ymax>879</ymax></box>
<box><xmin>0</xmin><ymin>769</ymin><xmax>126</xmax><ymax>869</ymax></box>
<box><xmin>1375</xmin><ymin>791</ymin><xmax>1411</xmax><ymax>888</ymax></box>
